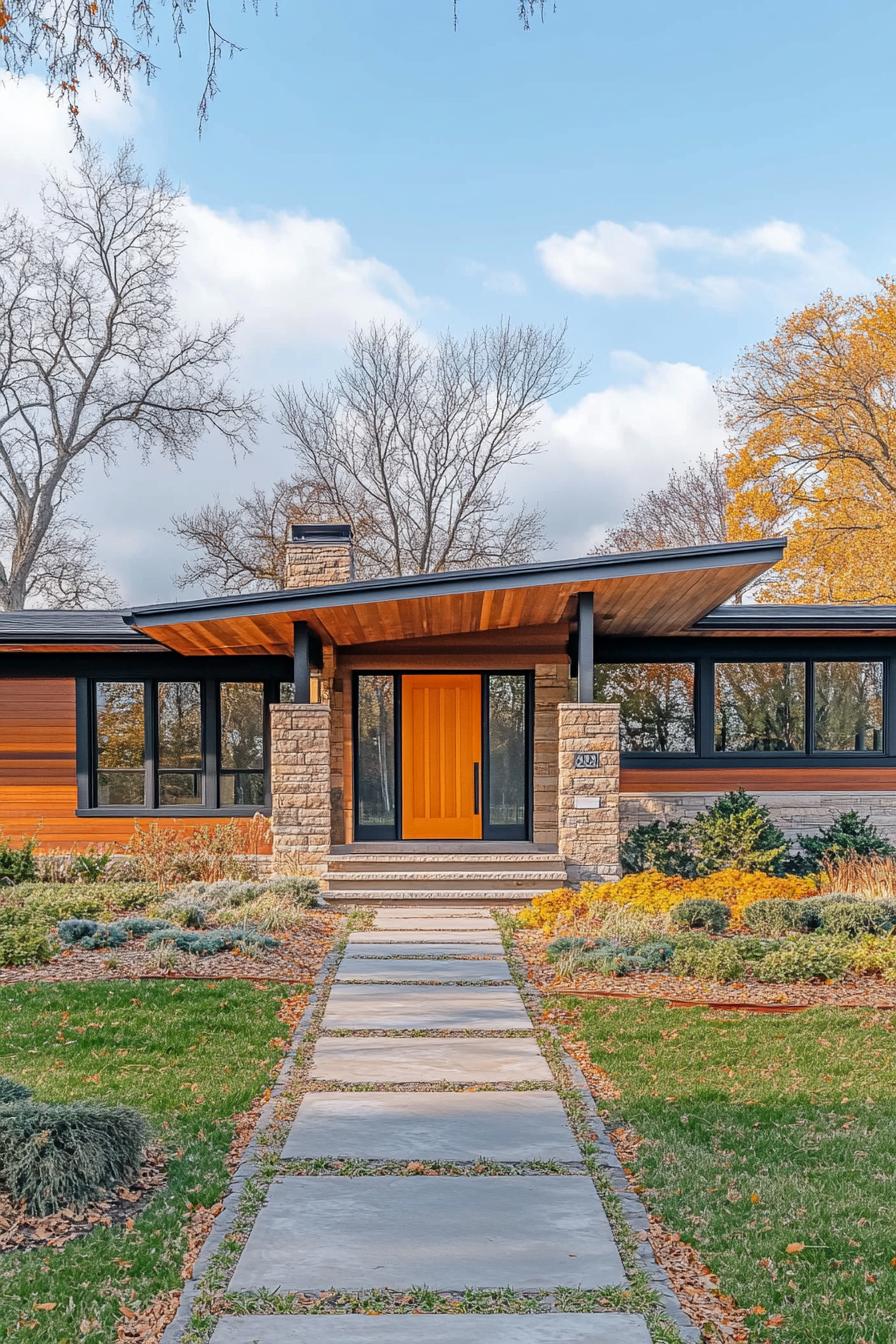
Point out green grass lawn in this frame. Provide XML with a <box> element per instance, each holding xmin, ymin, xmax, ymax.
<box><xmin>570</xmin><ymin>999</ymin><xmax>896</xmax><ymax>1343</ymax></box>
<box><xmin>0</xmin><ymin>979</ymin><xmax>297</xmax><ymax>1343</ymax></box>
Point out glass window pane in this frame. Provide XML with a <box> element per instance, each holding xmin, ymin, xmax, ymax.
<box><xmin>815</xmin><ymin>661</ymin><xmax>884</xmax><ymax>752</ymax></box>
<box><xmin>715</xmin><ymin>662</ymin><xmax>806</xmax><ymax>752</ymax></box>
<box><xmin>95</xmin><ymin>682</ymin><xmax>145</xmax><ymax>806</ymax></box>
<box><xmin>221</xmin><ymin>684</ymin><xmax>265</xmax><ymax>770</ymax></box>
<box><xmin>487</xmin><ymin>674</ymin><xmax>528</xmax><ymax>829</ymax></box>
<box><xmin>356</xmin><ymin>675</ymin><xmax>396</xmax><ymax>830</ymax></box>
<box><xmin>220</xmin><ymin>772</ymin><xmax>265</xmax><ymax>806</ymax></box>
<box><xmin>157</xmin><ymin>682</ymin><xmax>202</xmax><ymax>804</ymax></box>
<box><xmin>594</xmin><ymin>663</ymin><xmax>695</xmax><ymax>752</ymax></box>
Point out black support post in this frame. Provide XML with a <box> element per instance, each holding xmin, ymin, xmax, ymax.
<box><xmin>577</xmin><ymin>591</ymin><xmax>594</xmax><ymax>702</ymax></box>
<box><xmin>293</xmin><ymin>621</ymin><xmax>312</xmax><ymax>703</ymax></box>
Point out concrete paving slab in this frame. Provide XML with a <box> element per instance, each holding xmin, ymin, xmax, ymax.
<box><xmin>228</xmin><ymin>1176</ymin><xmax>626</xmax><ymax>1291</ymax></box>
<box><xmin>211</xmin><ymin>1313</ymin><xmax>652</xmax><ymax>1342</ymax></box>
<box><xmin>351</xmin><ymin>929</ymin><xmax>503</xmax><ymax>943</ymax></box>
<box><xmin>337</xmin><ymin>957</ymin><xmax>511</xmax><ymax>982</ymax></box>
<box><xmin>345</xmin><ymin>941</ymin><xmax>504</xmax><ymax>958</ymax></box>
<box><xmin>321</xmin><ymin>983</ymin><xmax>531</xmax><ymax>1031</ymax></box>
<box><xmin>310</xmin><ymin>1036</ymin><xmax>552</xmax><ymax>1083</ymax></box>
<box><xmin>282</xmin><ymin>1090</ymin><xmax>581</xmax><ymax>1161</ymax></box>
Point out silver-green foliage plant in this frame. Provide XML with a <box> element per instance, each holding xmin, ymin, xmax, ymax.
<box><xmin>0</xmin><ymin>1100</ymin><xmax>147</xmax><ymax>1215</ymax></box>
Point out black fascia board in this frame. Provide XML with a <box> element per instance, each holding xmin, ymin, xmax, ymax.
<box><xmin>697</xmin><ymin>604</ymin><xmax>896</xmax><ymax>631</ymax></box>
<box><xmin>125</xmin><ymin>538</ymin><xmax>787</xmax><ymax>629</ymax></box>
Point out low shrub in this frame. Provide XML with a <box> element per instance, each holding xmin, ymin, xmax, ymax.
<box><xmin>670</xmin><ymin>935</ymin><xmax>746</xmax><ymax>983</ymax></box>
<box><xmin>69</xmin><ymin>852</ymin><xmax>113</xmax><ymax>884</ymax></box>
<box><xmin>546</xmin><ymin>936</ymin><xmax>589</xmax><ymax>962</ymax></box>
<box><xmin>848</xmin><ymin>935</ymin><xmax>896</xmax><ymax>981</ymax></box>
<box><xmin>669</xmin><ymin>897</ymin><xmax>730</xmax><ymax>933</ymax></box>
<box><xmin>0</xmin><ymin>1100</ymin><xmax>147</xmax><ymax>1215</ymax></box>
<box><xmin>126</xmin><ymin>815</ymin><xmax>271</xmax><ymax>887</ymax></box>
<box><xmin>754</xmin><ymin>938</ymin><xmax>851</xmax><ymax>983</ymax></box>
<box><xmin>145</xmin><ymin>925</ymin><xmax>279</xmax><ymax>957</ymax></box>
<box><xmin>57</xmin><ymin>919</ymin><xmax>128</xmax><ymax>950</ymax></box>
<box><xmin>812</xmin><ymin>898</ymin><xmax>896</xmax><ymax>938</ymax></box>
<box><xmin>692</xmin><ymin>790</ymin><xmax>791</xmax><ymax>876</ymax></box>
<box><xmin>743</xmin><ymin>898</ymin><xmax>815</xmax><ymax>936</ymax></box>
<box><xmin>798</xmin><ymin>810</ymin><xmax>895</xmax><ymax>868</ymax></box>
<box><xmin>0</xmin><ymin>1077</ymin><xmax>31</xmax><ymax>1103</ymax></box>
<box><xmin>582</xmin><ymin>871</ymin><xmax>688</xmax><ymax>916</ymax></box>
<box><xmin>630</xmin><ymin>939</ymin><xmax>676</xmax><ymax>971</ymax></box>
<box><xmin>11</xmin><ymin>882</ymin><xmax>157</xmax><ymax>921</ymax></box>
<box><xmin>264</xmin><ymin>876</ymin><xmax>321</xmax><ymax>907</ymax></box>
<box><xmin>579</xmin><ymin>901</ymin><xmax>671</xmax><ymax>946</ymax></box>
<box><xmin>517</xmin><ymin>886</ymin><xmax>590</xmax><ymax>935</ymax></box>
<box><xmin>0</xmin><ymin>837</ymin><xmax>37</xmax><ymax>886</ymax></box>
<box><xmin>0</xmin><ymin>920</ymin><xmax>53</xmax><ymax>966</ymax></box>
<box><xmin>159</xmin><ymin>895</ymin><xmax>209</xmax><ymax>928</ymax></box>
<box><xmin>620</xmin><ymin>820</ymin><xmax>696</xmax><ymax>877</ymax></box>
<box><xmin>112</xmin><ymin>916</ymin><xmax>173</xmax><ymax>939</ymax></box>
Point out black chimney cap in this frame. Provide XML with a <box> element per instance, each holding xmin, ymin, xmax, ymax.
<box><xmin>289</xmin><ymin>523</ymin><xmax>353</xmax><ymax>544</ymax></box>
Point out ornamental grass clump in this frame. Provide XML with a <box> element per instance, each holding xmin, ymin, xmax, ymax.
<box><xmin>0</xmin><ymin>1100</ymin><xmax>147</xmax><ymax>1215</ymax></box>
<box><xmin>669</xmin><ymin>897</ymin><xmax>730</xmax><ymax>933</ymax></box>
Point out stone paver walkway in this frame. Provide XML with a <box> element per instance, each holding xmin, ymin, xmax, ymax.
<box><xmin>210</xmin><ymin>906</ymin><xmax>656</xmax><ymax>1343</ymax></box>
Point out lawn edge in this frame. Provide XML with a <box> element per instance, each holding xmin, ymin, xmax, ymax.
<box><xmin>159</xmin><ymin>946</ymin><xmax>342</xmax><ymax>1344</ymax></box>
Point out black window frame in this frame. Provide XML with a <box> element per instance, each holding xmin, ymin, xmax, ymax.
<box><xmin>79</xmin><ymin>675</ymin><xmax>280</xmax><ymax>816</ymax></box>
<box><xmin>594</xmin><ymin>639</ymin><xmax>896</xmax><ymax>769</ymax></box>
<box><xmin>351</xmin><ymin>670</ymin><xmax>534</xmax><ymax>842</ymax></box>
<box><xmin>594</xmin><ymin>660</ymin><xmax>698</xmax><ymax>756</ymax></box>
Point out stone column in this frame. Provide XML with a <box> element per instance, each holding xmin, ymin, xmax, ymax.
<box><xmin>270</xmin><ymin>701</ymin><xmax>331</xmax><ymax>877</ymax></box>
<box><xmin>557</xmin><ymin>701</ymin><xmax>621</xmax><ymax>884</ymax></box>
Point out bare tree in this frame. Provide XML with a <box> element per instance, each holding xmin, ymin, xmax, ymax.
<box><xmin>1</xmin><ymin>2</ymin><xmax>558</xmax><ymax>132</ymax></box>
<box><xmin>272</xmin><ymin>321</ymin><xmax>582</xmax><ymax>578</ymax></box>
<box><xmin>0</xmin><ymin>142</ymin><xmax>258</xmax><ymax>610</ymax></box>
<box><xmin>596</xmin><ymin>451</ymin><xmax>733</xmax><ymax>554</ymax></box>
<box><xmin>172</xmin><ymin>477</ymin><xmax>334</xmax><ymax>596</ymax></box>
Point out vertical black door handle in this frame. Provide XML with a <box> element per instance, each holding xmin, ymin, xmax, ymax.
<box><xmin>473</xmin><ymin>761</ymin><xmax>480</xmax><ymax>815</ymax></box>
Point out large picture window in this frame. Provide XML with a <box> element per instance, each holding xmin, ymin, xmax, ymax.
<box><xmin>594</xmin><ymin>663</ymin><xmax>695</xmax><ymax>752</ymax></box>
<box><xmin>814</xmin><ymin>661</ymin><xmax>884</xmax><ymax>752</ymax></box>
<box><xmin>715</xmin><ymin>662</ymin><xmax>806</xmax><ymax>752</ymax></box>
<box><xmin>87</xmin><ymin>678</ymin><xmax>276</xmax><ymax>812</ymax></box>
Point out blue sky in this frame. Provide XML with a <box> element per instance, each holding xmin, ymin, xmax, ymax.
<box><xmin>3</xmin><ymin>0</ymin><xmax>896</xmax><ymax>600</ymax></box>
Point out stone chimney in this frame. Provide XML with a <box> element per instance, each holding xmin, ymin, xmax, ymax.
<box><xmin>284</xmin><ymin>521</ymin><xmax>354</xmax><ymax>589</ymax></box>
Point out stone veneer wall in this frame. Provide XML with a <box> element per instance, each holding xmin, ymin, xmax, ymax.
<box><xmin>283</xmin><ymin>542</ymin><xmax>353</xmax><ymax>588</ymax></box>
<box><xmin>533</xmin><ymin>663</ymin><xmax>570</xmax><ymax>846</ymax></box>
<box><xmin>557</xmin><ymin>702</ymin><xmax>621</xmax><ymax>882</ymax></box>
<box><xmin>270</xmin><ymin>702</ymin><xmax>331</xmax><ymax>876</ymax></box>
<box><xmin>621</xmin><ymin>790</ymin><xmax>896</xmax><ymax>843</ymax></box>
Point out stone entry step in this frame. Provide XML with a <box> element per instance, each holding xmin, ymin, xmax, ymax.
<box><xmin>211</xmin><ymin>1315</ymin><xmax>652</xmax><ymax>1342</ymax></box>
<box><xmin>323</xmin><ymin>849</ymin><xmax>567</xmax><ymax>906</ymax></box>
<box><xmin>349</xmin><ymin>929</ymin><xmax>504</xmax><ymax>943</ymax></box>
<box><xmin>321</xmin><ymin>984</ymin><xmax>532</xmax><ymax>1031</ymax></box>
<box><xmin>228</xmin><ymin>1176</ymin><xmax>626</xmax><ymax>1292</ymax></box>
<box><xmin>328</xmin><ymin>888</ymin><xmax>552</xmax><ymax>905</ymax></box>
<box><xmin>344</xmin><ymin>941</ymin><xmax>504</xmax><ymax>958</ymax></box>
<box><xmin>283</xmin><ymin>1090</ymin><xmax>582</xmax><ymax>1162</ymax></box>
<box><xmin>311</xmin><ymin>1035</ymin><xmax>552</xmax><ymax>1083</ymax></box>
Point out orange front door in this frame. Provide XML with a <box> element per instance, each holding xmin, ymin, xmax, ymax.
<box><xmin>401</xmin><ymin>675</ymin><xmax>482</xmax><ymax>840</ymax></box>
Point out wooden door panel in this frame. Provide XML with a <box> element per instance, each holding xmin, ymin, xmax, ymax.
<box><xmin>401</xmin><ymin>675</ymin><xmax>481</xmax><ymax>840</ymax></box>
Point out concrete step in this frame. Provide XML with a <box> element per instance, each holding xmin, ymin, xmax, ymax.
<box><xmin>327</xmin><ymin>853</ymin><xmax>563</xmax><ymax>870</ymax></box>
<box><xmin>325</xmin><ymin>887</ymin><xmax>541</xmax><ymax>905</ymax></box>
<box><xmin>325</xmin><ymin>868</ymin><xmax>564</xmax><ymax>885</ymax></box>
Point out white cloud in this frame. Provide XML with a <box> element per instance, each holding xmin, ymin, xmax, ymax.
<box><xmin>508</xmin><ymin>353</ymin><xmax>722</xmax><ymax>556</ymax></box>
<box><xmin>461</xmin><ymin>260</ymin><xmax>527</xmax><ymax>296</ymax></box>
<box><xmin>536</xmin><ymin>217</ymin><xmax>866</xmax><ymax>307</ymax></box>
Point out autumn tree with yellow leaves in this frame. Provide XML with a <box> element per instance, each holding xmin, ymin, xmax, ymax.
<box><xmin>721</xmin><ymin>279</ymin><xmax>896</xmax><ymax>602</ymax></box>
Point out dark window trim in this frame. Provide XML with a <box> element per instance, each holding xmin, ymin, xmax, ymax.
<box><xmin>597</xmin><ymin>649</ymin><xmax>892</xmax><ymax>767</ymax></box>
<box><xmin>351</xmin><ymin>670</ymin><xmax>534</xmax><ymax>842</ymax></box>
<box><xmin>78</xmin><ymin>675</ymin><xmax>278</xmax><ymax>816</ymax></box>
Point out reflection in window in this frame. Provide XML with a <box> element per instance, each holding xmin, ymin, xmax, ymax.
<box><xmin>715</xmin><ymin>662</ymin><xmax>805</xmax><ymax>752</ymax></box>
<box><xmin>815</xmin><ymin>661</ymin><xmax>884</xmax><ymax>752</ymax></box>
<box><xmin>220</xmin><ymin>683</ymin><xmax>266</xmax><ymax>804</ymax></box>
<box><xmin>356</xmin><ymin>675</ymin><xmax>396</xmax><ymax>833</ymax></box>
<box><xmin>157</xmin><ymin>682</ymin><xmax>202</xmax><ymax>804</ymax></box>
<box><xmin>594</xmin><ymin>663</ymin><xmax>695</xmax><ymax>752</ymax></box>
<box><xmin>95</xmin><ymin>682</ymin><xmax>145</xmax><ymax>805</ymax></box>
<box><xmin>487</xmin><ymin>674</ymin><xmax>528</xmax><ymax>830</ymax></box>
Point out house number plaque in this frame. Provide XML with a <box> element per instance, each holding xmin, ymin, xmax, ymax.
<box><xmin>574</xmin><ymin>751</ymin><xmax>600</xmax><ymax>768</ymax></box>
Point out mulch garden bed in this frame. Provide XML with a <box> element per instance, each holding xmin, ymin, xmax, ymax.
<box><xmin>0</xmin><ymin>1146</ymin><xmax>167</xmax><ymax>1255</ymax></box>
<box><xmin>515</xmin><ymin>928</ymin><xmax>896</xmax><ymax>1010</ymax></box>
<box><xmin>0</xmin><ymin>910</ymin><xmax>342</xmax><ymax>988</ymax></box>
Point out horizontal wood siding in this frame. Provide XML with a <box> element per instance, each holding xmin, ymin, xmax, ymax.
<box><xmin>0</xmin><ymin>678</ymin><xmax>272</xmax><ymax>851</ymax></box>
<box><xmin>622</xmin><ymin>765</ymin><xmax>896</xmax><ymax>793</ymax></box>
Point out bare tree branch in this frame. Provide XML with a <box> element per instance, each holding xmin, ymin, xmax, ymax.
<box><xmin>0</xmin><ymin>141</ymin><xmax>259</xmax><ymax>609</ymax></box>
<box><xmin>596</xmin><ymin>451</ymin><xmax>733</xmax><ymax>553</ymax></box>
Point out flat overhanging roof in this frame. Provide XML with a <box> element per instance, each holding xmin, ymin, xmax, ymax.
<box><xmin>125</xmin><ymin>539</ymin><xmax>787</xmax><ymax>656</ymax></box>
